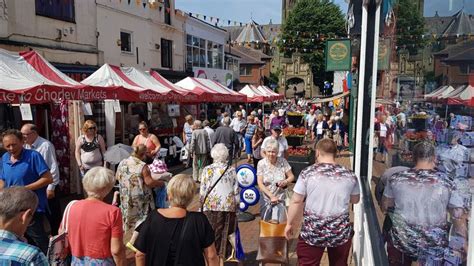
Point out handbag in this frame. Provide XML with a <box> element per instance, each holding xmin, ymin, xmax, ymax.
<box><xmin>173</xmin><ymin>213</ymin><xmax>190</xmax><ymax>266</ymax></box>
<box><xmin>47</xmin><ymin>200</ymin><xmax>77</xmax><ymax>265</ymax></box>
<box><xmin>179</xmin><ymin>147</ymin><xmax>189</xmax><ymax>161</ymax></box>
<box><xmin>256</xmin><ymin>203</ymin><xmax>288</xmax><ymax>264</ymax></box>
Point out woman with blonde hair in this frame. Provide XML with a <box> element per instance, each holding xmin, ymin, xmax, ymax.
<box><xmin>116</xmin><ymin>144</ymin><xmax>164</xmax><ymax>246</ymax></box>
<box><xmin>66</xmin><ymin>167</ymin><xmax>126</xmax><ymax>265</ymax></box>
<box><xmin>75</xmin><ymin>120</ymin><xmax>106</xmax><ymax>175</ymax></box>
<box><xmin>135</xmin><ymin>174</ymin><xmax>219</xmax><ymax>266</ymax></box>
<box><xmin>132</xmin><ymin>121</ymin><xmax>161</xmax><ymax>164</ymax></box>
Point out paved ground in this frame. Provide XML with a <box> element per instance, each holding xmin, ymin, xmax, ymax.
<box><xmin>127</xmin><ymin>153</ymin><xmax>358</xmax><ymax>266</ymax></box>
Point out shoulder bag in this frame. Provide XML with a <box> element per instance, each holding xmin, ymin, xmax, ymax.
<box><xmin>173</xmin><ymin>213</ymin><xmax>190</xmax><ymax>266</ymax></box>
<box><xmin>47</xmin><ymin>200</ymin><xmax>78</xmax><ymax>265</ymax></box>
<box><xmin>200</xmin><ymin>163</ymin><xmax>231</xmax><ymax>211</ymax></box>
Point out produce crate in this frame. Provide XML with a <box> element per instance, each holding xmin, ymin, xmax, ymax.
<box><xmin>288</xmin><ymin>152</ymin><xmax>316</xmax><ymax>179</ymax></box>
<box><xmin>288</xmin><ymin>115</ymin><xmax>303</xmax><ymax>127</ymax></box>
<box><xmin>286</xmin><ymin>136</ymin><xmax>304</xmax><ymax>147</ymax></box>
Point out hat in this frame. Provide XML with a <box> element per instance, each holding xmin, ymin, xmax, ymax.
<box><xmin>278</xmin><ymin>109</ymin><xmax>285</xmax><ymax>116</ymax></box>
<box><xmin>271</xmin><ymin>125</ymin><xmax>282</xmax><ymax>131</ymax></box>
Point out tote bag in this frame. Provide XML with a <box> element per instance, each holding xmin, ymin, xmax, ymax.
<box><xmin>47</xmin><ymin>200</ymin><xmax>77</xmax><ymax>265</ymax></box>
<box><xmin>256</xmin><ymin>203</ymin><xmax>288</xmax><ymax>264</ymax></box>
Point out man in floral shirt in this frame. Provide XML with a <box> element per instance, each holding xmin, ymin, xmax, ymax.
<box><xmin>285</xmin><ymin>139</ymin><xmax>360</xmax><ymax>265</ymax></box>
<box><xmin>382</xmin><ymin>142</ymin><xmax>465</xmax><ymax>265</ymax></box>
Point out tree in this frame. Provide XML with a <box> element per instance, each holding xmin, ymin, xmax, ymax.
<box><xmin>280</xmin><ymin>0</ymin><xmax>346</xmax><ymax>88</ymax></box>
<box><xmin>395</xmin><ymin>0</ymin><xmax>426</xmax><ymax>55</ymax></box>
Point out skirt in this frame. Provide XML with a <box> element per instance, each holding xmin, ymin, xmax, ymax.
<box><xmin>204</xmin><ymin>211</ymin><xmax>237</xmax><ymax>258</ymax></box>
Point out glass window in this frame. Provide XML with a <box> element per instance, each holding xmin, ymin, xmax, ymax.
<box><xmin>35</xmin><ymin>0</ymin><xmax>75</xmax><ymax>23</ymax></box>
<box><xmin>240</xmin><ymin>65</ymin><xmax>252</xmax><ymax>76</ymax></box>
<box><xmin>186</xmin><ymin>35</ymin><xmax>192</xmax><ymax>46</ymax></box>
<box><xmin>186</xmin><ymin>46</ymin><xmax>192</xmax><ymax>68</ymax></box>
<box><xmin>200</xmin><ymin>39</ymin><xmax>206</xmax><ymax>49</ymax></box>
<box><xmin>207</xmin><ymin>51</ymin><xmax>214</xmax><ymax>68</ymax></box>
<box><xmin>199</xmin><ymin>49</ymin><xmax>206</xmax><ymax>67</ymax></box>
<box><xmin>193</xmin><ymin>36</ymin><xmax>200</xmax><ymax>47</ymax></box>
<box><xmin>120</xmin><ymin>31</ymin><xmax>132</xmax><ymax>53</ymax></box>
<box><xmin>161</xmin><ymin>38</ymin><xmax>173</xmax><ymax>68</ymax></box>
<box><xmin>164</xmin><ymin>0</ymin><xmax>171</xmax><ymax>25</ymax></box>
<box><xmin>192</xmin><ymin>47</ymin><xmax>200</xmax><ymax>67</ymax></box>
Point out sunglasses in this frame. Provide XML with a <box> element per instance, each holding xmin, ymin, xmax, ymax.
<box><xmin>139</xmin><ymin>128</ymin><xmax>147</xmax><ymax>131</ymax></box>
<box><xmin>87</xmin><ymin>127</ymin><xmax>96</xmax><ymax>130</ymax></box>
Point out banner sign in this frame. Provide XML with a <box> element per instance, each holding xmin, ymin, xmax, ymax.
<box><xmin>325</xmin><ymin>39</ymin><xmax>352</xmax><ymax>71</ymax></box>
<box><xmin>378</xmin><ymin>38</ymin><xmax>391</xmax><ymax>71</ymax></box>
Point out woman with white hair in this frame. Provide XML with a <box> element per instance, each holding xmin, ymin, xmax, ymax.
<box><xmin>135</xmin><ymin>174</ymin><xmax>219</xmax><ymax>266</ymax></box>
<box><xmin>257</xmin><ymin>138</ymin><xmax>294</xmax><ymax>220</ymax></box>
<box><xmin>199</xmin><ymin>144</ymin><xmax>238</xmax><ymax>263</ymax></box>
<box><xmin>66</xmin><ymin>167</ymin><xmax>126</xmax><ymax>265</ymax></box>
<box><xmin>116</xmin><ymin>144</ymin><xmax>164</xmax><ymax>244</ymax></box>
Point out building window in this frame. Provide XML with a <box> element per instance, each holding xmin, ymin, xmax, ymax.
<box><xmin>164</xmin><ymin>0</ymin><xmax>171</xmax><ymax>25</ymax></box>
<box><xmin>186</xmin><ymin>34</ymin><xmax>206</xmax><ymax>68</ymax></box>
<box><xmin>460</xmin><ymin>64</ymin><xmax>474</xmax><ymax>75</ymax></box>
<box><xmin>120</xmin><ymin>31</ymin><xmax>132</xmax><ymax>53</ymax></box>
<box><xmin>35</xmin><ymin>0</ymin><xmax>75</xmax><ymax>23</ymax></box>
<box><xmin>240</xmin><ymin>65</ymin><xmax>252</xmax><ymax>76</ymax></box>
<box><xmin>161</xmin><ymin>39</ymin><xmax>173</xmax><ymax>68</ymax></box>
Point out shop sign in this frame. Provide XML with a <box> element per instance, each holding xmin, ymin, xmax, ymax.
<box><xmin>193</xmin><ymin>67</ymin><xmax>233</xmax><ymax>88</ymax></box>
<box><xmin>325</xmin><ymin>39</ymin><xmax>352</xmax><ymax>71</ymax></box>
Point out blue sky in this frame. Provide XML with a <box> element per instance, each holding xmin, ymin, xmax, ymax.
<box><xmin>175</xmin><ymin>0</ymin><xmax>473</xmax><ymax>26</ymax></box>
<box><xmin>175</xmin><ymin>0</ymin><xmax>348</xmax><ymax>25</ymax></box>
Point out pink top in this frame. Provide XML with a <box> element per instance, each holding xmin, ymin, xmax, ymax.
<box><xmin>67</xmin><ymin>200</ymin><xmax>123</xmax><ymax>259</ymax></box>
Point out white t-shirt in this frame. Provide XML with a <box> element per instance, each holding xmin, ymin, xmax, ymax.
<box><xmin>262</xmin><ymin>136</ymin><xmax>289</xmax><ymax>158</ymax></box>
<box><xmin>379</xmin><ymin>124</ymin><xmax>387</xmax><ymax>137</ymax></box>
<box><xmin>306</xmin><ymin>114</ymin><xmax>316</xmax><ymax>128</ymax></box>
<box><xmin>316</xmin><ymin>123</ymin><xmax>324</xmax><ymax>135</ymax></box>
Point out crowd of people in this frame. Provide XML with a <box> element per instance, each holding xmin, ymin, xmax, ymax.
<box><xmin>0</xmin><ymin>100</ymin><xmax>470</xmax><ymax>266</ymax></box>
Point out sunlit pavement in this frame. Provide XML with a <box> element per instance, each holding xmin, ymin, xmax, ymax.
<box><xmin>126</xmin><ymin>150</ymin><xmax>362</xmax><ymax>265</ymax></box>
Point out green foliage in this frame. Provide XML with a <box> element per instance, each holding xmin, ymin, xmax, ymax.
<box><xmin>396</xmin><ymin>0</ymin><xmax>426</xmax><ymax>55</ymax></box>
<box><xmin>280</xmin><ymin>0</ymin><xmax>346</xmax><ymax>87</ymax></box>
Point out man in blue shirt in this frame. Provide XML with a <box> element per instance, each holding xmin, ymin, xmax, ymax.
<box><xmin>0</xmin><ymin>187</ymin><xmax>48</xmax><ymax>265</ymax></box>
<box><xmin>0</xmin><ymin>129</ymin><xmax>53</xmax><ymax>254</ymax></box>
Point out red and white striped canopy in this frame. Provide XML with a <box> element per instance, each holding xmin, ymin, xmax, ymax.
<box><xmin>257</xmin><ymin>85</ymin><xmax>284</xmax><ymax>101</ymax></box>
<box><xmin>175</xmin><ymin>77</ymin><xmax>245</xmax><ymax>102</ymax></box>
<box><xmin>0</xmin><ymin>49</ymin><xmax>111</xmax><ymax>103</ymax></box>
<box><xmin>81</xmin><ymin>64</ymin><xmax>189</xmax><ymax>102</ymax></box>
<box><xmin>447</xmin><ymin>85</ymin><xmax>474</xmax><ymax>107</ymax></box>
<box><xmin>239</xmin><ymin>85</ymin><xmax>272</xmax><ymax>102</ymax></box>
<box><xmin>149</xmin><ymin>71</ymin><xmax>200</xmax><ymax>102</ymax></box>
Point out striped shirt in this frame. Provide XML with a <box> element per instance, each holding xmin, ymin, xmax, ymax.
<box><xmin>0</xmin><ymin>229</ymin><xmax>48</xmax><ymax>265</ymax></box>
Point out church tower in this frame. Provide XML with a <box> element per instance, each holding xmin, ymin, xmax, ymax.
<box><xmin>282</xmin><ymin>0</ymin><xmax>299</xmax><ymax>24</ymax></box>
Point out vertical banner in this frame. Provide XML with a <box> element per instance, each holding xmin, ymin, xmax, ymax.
<box><xmin>377</xmin><ymin>38</ymin><xmax>391</xmax><ymax>71</ymax></box>
<box><xmin>325</xmin><ymin>39</ymin><xmax>352</xmax><ymax>71</ymax></box>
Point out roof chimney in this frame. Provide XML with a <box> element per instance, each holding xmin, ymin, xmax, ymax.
<box><xmin>435</xmin><ymin>11</ymin><xmax>439</xmax><ymax>17</ymax></box>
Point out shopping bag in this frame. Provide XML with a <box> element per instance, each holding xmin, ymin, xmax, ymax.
<box><xmin>256</xmin><ymin>203</ymin><xmax>288</xmax><ymax>264</ymax></box>
<box><xmin>256</xmin><ymin>220</ymin><xmax>288</xmax><ymax>264</ymax></box>
<box><xmin>47</xmin><ymin>200</ymin><xmax>77</xmax><ymax>265</ymax></box>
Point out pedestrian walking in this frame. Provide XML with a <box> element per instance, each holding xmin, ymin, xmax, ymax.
<box><xmin>382</xmin><ymin>142</ymin><xmax>466</xmax><ymax>265</ymax></box>
<box><xmin>190</xmin><ymin>120</ymin><xmax>211</xmax><ymax>182</ymax></box>
<box><xmin>182</xmin><ymin>115</ymin><xmax>194</xmax><ymax>167</ymax></box>
<box><xmin>75</xmin><ymin>120</ymin><xmax>106</xmax><ymax>176</ymax></box>
<box><xmin>115</xmin><ymin>144</ymin><xmax>163</xmax><ymax>245</ymax></box>
<box><xmin>312</xmin><ymin>114</ymin><xmax>329</xmax><ymax>142</ymax></box>
<box><xmin>132</xmin><ymin>121</ymin><xmax>161</xmax><ymax>164</ymax></box>
<box><xmin>262</xmin><ymin>125</ymin><xmax>289</xmax><ymax>159</ymax></box>
<box><xmin>212</xmin><ymin>117</ymin><xmax>239</xmax><ymax>163</ymax></box>
<box><xmin>257</xmin><ymin>138</ymin><xmax>294</xmax><ymax>218</ymax></box>
<box><xmin>285</xmin><ymin>139</ymin><xmax>360</xmax><ymax>266</ymax></box>
<box><xmin>135</xmin><ymin>174</ymin><xmax>219</xmax><ymax>266</ymax></box>
<box><xmin>0</xmin><ymin>187</ymin><xmax>48</xmax><ymax>265</ymax></box>
<box><xmin>203</xmin><ymin>120</ymin><xmax>215</xmax><ymax>148</ymax></box>
<box><xmin>200</xmin><ymin>144</ymin><xmax>238</xmax><ymax>264</ymax></box>
<box><xmin>230</xmin><ymin>111</ymin><xmax>247</xmax><ymax>157</ymax></box>
<box><xmin>244</xmin><ymin>115</ymin><xmax>257</xmax><ymax>163</ymax></box>
<box><xmin>252</xmin><ymin>127</ymin><xmax>265</xmax><ymax>169</ymax></box>
<box><xmin>0</xmin><ymin>129</ymin><xmax>53</xmax><ymax>254</ymax></box>
<box><xmin>21</xmin><ymin>123</ymin><xmax>61</xmax><ymax>235</ymax></box>
<box><xmin>66</xmin><ymin>167</ymin><xmax>126</xmax><ymax>265</ymax></box>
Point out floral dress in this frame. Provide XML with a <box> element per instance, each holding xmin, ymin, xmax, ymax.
<box><xmin>116</xmin><ymin>156</ymin><xmax>155</xmax><ymax>232</ymax></box>
<box><xmin>199</xmin><ymin>162</ymin><xmax>238</xmax><ymax>212</ymax></box>
<box><xmin>257</xmin><ymin>157</ymin><xmax>292</xmax><ymax>221</ymax></box>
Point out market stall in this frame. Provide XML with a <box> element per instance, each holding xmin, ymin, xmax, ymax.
<box><xmin>239</xmin><ymin>85</ymin><xmax>274</xmax><ymax>103</ymax></box>
<box><xmin>176</xmin><ymin>77</ymin><xmax>245</xmax><ymax>103</ymax></box>
<box><xmin>256</xmin><ymin>85</ymin><xmax>284</xmax><ymax>101</ymax></box>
